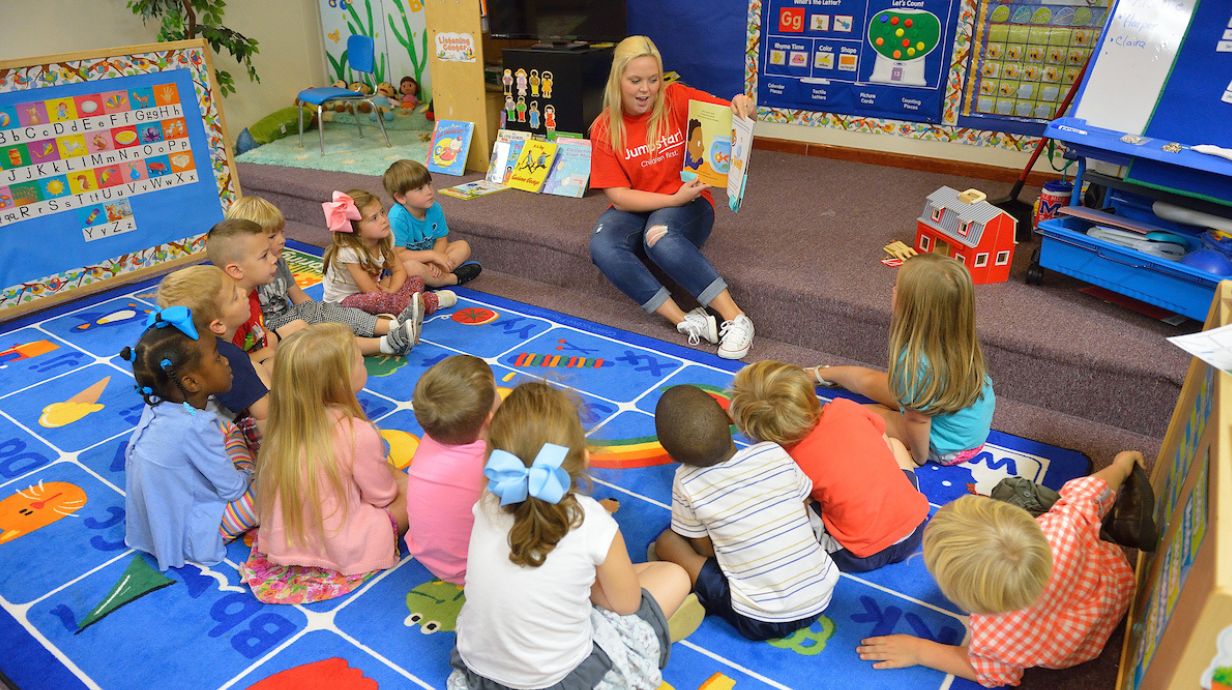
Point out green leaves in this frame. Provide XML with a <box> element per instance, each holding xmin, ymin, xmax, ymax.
<box><xmin>125</xmin><ymin>0</ymin><xmax>259</xmax><ymax>96</ymax></box>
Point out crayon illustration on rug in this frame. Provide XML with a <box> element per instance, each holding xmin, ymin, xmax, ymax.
<box><xmin>0</xmin><ymin>242</ymin><xmax>1090</xmax><ymax>689</ymax></box>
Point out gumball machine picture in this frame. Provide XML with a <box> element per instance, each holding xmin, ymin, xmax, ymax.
<box><xmin>867</xmin><ymin>9</ymin><xmax>941</xmax><ymax>86</ymax></box>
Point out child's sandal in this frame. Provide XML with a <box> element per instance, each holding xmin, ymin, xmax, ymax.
<box><xmin>811</xmin><ymin>365</ymin><xmax>838</xmax><ymax>388</ymax></box>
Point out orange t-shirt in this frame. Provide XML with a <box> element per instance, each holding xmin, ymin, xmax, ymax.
<box><xmin>589</xmin><ymin>82</ymin><xmax>728</xmax><ymax>207</ymax></box>
<box><xmin>788</xmin><ymin>398</ymin><xmax>929</xmax><ymax>558</ymax></box>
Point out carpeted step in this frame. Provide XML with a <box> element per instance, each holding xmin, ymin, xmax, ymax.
<box><xmin>241</xmin><ymin>158</ymin><xmax>1188</xmax><ymax>439</ymax></box>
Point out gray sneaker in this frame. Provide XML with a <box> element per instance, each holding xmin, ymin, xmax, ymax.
<box><xmin>677</xmin><ymin>308</ymin><xmax>718</xmax><ymax>346</ymax></box>
<box><xmin>717</xmin><ymin>314</ymin><xmax>754</xmax><ymax>360</ymax></box>
<box><xmin>405</xmin><ymin>292</ymin><xmax>424</xmax><ymax>345</ymax></box>
<box><xmin>381</xmin><ymin>317</ymin><xmax>414</xmax><ymax>355</ymax></box>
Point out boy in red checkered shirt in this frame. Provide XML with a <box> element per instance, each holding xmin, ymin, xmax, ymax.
<box><xmin>857</xmin><ymin>451</ymin><xmax>1141</xmax><ymax>686</ymax></box>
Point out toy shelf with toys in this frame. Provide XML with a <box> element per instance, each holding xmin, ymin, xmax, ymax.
<box><xmin>1026</xmin><ymin>0</ymin><xmax>1232</xmax><ymax>321</ymax></box>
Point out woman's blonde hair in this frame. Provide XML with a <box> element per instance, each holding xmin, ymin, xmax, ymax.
<box><xmin>594</xmin><ymin>35</ymin><xmax>669</xmax><ymax>157</ymax></box>
<box><xmin>487</xmin><ymin>382</ymin><xmax>589</xmax><ymax>568</ymax></box>
<box><xmin>257</xmin><ymin>323</ymin><xmax>367</xmax><ymax>547</ymax></box>
<box><xmin>226</xmin><ymin>195</ymin><xmax>285</xmax><ymax>234</ymax></box>
<box><xmin>729</xmin><ymin>361</ymin><xmax>821</xmax><ymax>446</ymax></box>
<box><xmin>322</xmin><ymin>189</ymin><xmax>394</xmax><ymax>277</ymax></box>
<box><xmin>887</xmin><ymin>253</ymin><xmax>988</xmax><ymax>415</ymax></box>
<box><xmin>923</xmin><ymin>495</ymin><xmax>1052</xmax><ymax>614</ymax></box>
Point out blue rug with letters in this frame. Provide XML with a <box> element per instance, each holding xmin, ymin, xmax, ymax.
<box><xmin>0</xmin><ymin>241</ymin><xmax>1089</xmax><ymax>689</ymax></box>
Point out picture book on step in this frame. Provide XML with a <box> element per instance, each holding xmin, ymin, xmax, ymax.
<box><xmin>542</xmin><ymin>139</ymin><xmax>592</xmax><ymax>198</ymax></box>
<box><xmin>507</xmin><ymin>139</ymin><xmax>557</xmax><ymax>193</ymax></box>
<box><xmin>439</xmin><ymin>179</ymin><xmax>511</xmax><ymax>201</ymax></box>
<box><xmin>683</xmin><ymin>100</ymin><xmax>732</xmax><ymax>188</ymax></box>
<box><xmin>427</xmin><ymin>120</ymin><xmax>474</xmax><ymax>176</ymax></box>
<box><xmin>485</xmin><ymin>129</ymin><xmax>531</xmax><ymax>185</ymax></box>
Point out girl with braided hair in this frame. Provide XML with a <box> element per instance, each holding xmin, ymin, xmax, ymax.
<box><xmin>121</xmin><ymin>306</ymin><xmax>258</xmax><ymax>571</ymax></box>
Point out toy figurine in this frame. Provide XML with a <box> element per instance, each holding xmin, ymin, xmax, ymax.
<box><xmin>529</xmin><ymin>69</ymin><xmax>541</xmax><ymax>97</ymax></box>
<box><xmin>372</xmin><ymin>82</ymin><xmax>396</xmax><ymax>121</ymax></box>
<box><xmin>399</xmin><ymin>76</ymin><xmax>420</xmax><ymax>110</ymax></box>
<box><xmin>541</xmin><ymin>71</ymin><xmax>554</xmax><ymax>99</ymax></box>
<box><xmin>515</xmin><ymin>68</ymin><xmax>528</xmax><ymax>98</ymax></box>
<box><xmin>529</xmin><ymin>101</ymin><xmax>540</xmax><ymax>130</ymax></box>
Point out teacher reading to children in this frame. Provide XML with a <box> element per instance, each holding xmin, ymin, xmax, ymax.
<box><xmin>588</xmin><ymin>36</ymin><xmax>757</xmax><ymax>360</ymax></box>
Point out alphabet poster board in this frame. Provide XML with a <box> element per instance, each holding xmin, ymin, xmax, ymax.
<box><xmin>0</xmin><ymin>39</ymin><xmax>239</xmax><ymax>318</ymax></box>
<box><xmin>1117</xmin><ymin>281</ymin><xmax>1232</xmax><ymax>690</ymax></box>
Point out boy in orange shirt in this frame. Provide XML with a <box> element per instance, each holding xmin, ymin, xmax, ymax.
<box><xmin>729</xmin><ymin>360</ymin><xmax>929</xmax><ymax>571</ymax></box>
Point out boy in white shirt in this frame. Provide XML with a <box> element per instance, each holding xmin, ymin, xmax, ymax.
<box><xmin>651</xmin><ymin>385</ymin><xmax>839</xmax><ymax>641</ymax></box>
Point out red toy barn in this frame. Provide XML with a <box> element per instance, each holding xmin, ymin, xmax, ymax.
<box><xmin>915</xmin><ymin>187</ymin><xmax>1018</xmax><ymax>284</ymax></box>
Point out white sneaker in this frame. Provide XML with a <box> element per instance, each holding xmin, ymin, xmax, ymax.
<box><xmin>717</xmin><ymin>314</ymin><xmax>754</xmax><ymax>360</ymax></box>
<box><xmin>677</xmin><ymin>308</ymin><xmax>718</xmax><ymax>346</ymax></box>
<box><xmin>434</xmin><ymin>289</ymin><xmax>458</xmax><ymax>309</ymax></box>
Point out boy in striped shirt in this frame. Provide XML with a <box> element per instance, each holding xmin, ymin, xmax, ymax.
<box><xmin>651</xmin><ymin>385</ymin><xmax>839</xmax><ymax>640</ymax></box>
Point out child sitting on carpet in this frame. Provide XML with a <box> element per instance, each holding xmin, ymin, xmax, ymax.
<box><xmin>157</xmin><ymin>265</ymin><xmax>271</xmax><ymax>431</ymax></box>
<box><xmin>857</xmin><ymin>451</ymin><xmax>1141</xmax><ymax>687</ymax></box>
<box><xmin>450</xmin><ymin>382</ymin><xmax>702</xmax><ymax>689</ymax></box>
<box><xmin>320</xmin><ymin>189</ymin><xmax>447</xmax><ymax>320</ymax></box>
<box><xmin>809</xmin><ymin>253</ymin><xmax>996</xmax><ymax>466</ymax></box>
<box><xmin>729</xmin><ymin>360</ymin><xmax>929</xmax><ymax>572</ymax></box>
<box><xmin>382</xmin><ymin>160</ymin><xmax>481</xmax><ymax>287</ymax></box>
<box><xmin>651</xmin><ymin>385</ymin><xmax>838</xmax><ymax>641</ymax></box>
<box><xmin>205</xmin><ymin>219</ymin><xmax>308</xmax><ymax>371</ymax></box>
<box><xmin>405</xmin><ymin>355</ymin><xmax>499</xmax><ymax>585</ymax></box>
<box><xmin>225</xmin><ymin>194</ymin><xmax>433</xmax><ymax>357</ymax></box>
<box><xmin>240</xmin><ymin>324</ymin><xmax>408</xmax><ymax>605</ymax></box>
<box><xmin>121</xmin><ymin>307</ymin><xmax>258</xmax><ymax>570</ymax></box>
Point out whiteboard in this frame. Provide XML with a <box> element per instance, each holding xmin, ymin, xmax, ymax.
<box><xmin>1074</xmin><ymin>0</ymin><xmax>1196</xmax><ymax>135</ymax></box>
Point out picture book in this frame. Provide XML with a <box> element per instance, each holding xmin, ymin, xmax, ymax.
<box><xmin>507</xmin><ymin>139</ymin><xmax>558</xmax><ymax>193</ymax></box>
<box><xmin>727</xmin><ymin>114</ymin><xmax>754</xmax><ymax>212</ymax></box>
<box><xmin>485</xmin><ymin>129</ymin><xmax>531</xmax><ymax>184</ymax></box>
<box><xmin>427</xmin><ymin>120</ymin><xmax>475</xmax><ymax>176</ymax></box>
<box><xmin>542</xmin><ymin>139</ymin><xmax>592</xmax><ymax>198</ymax></box>
<box><xmin>439</xmin><ymin>179</ymin><xmax>511</xmax><ymax>201</ymax></box>
<box><xmin>684</xmin><ymin>100</ymin><xmax>732</xmax><ymax>188</ymax></box>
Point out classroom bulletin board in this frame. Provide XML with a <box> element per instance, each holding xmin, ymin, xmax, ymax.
<box><xmin>1117</xmin><ymin>281</ymin><xmax>1232</xmax><ymax>690</ymax></box>
<box><xmin>746</xmin><ymin>0</ymin><xmax>1111</xmax><ymax>150</ymax></box>
<box><xmin>0</xmin><ymin>39</ymin><xmax>238</xmax><ymax>317</ymax></box>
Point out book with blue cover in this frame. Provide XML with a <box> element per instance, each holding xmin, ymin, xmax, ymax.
<box><xmin>427</xmin><ymin>120</ymin><xmax>475</xmax><ymax>176</ymax></box>
<box><xmin>542</xmin><ymin>138</ymin><xmax>592</xmax><ymax>198</ymax></box>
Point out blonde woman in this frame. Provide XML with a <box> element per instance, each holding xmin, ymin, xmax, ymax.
<box><xmin>810</xmin><ymin>253</ymin><xmax>996</xmax><ymax>466</ymax></box>
<box><xmin>588</xmin><ymin>36</ymin><xmax>756</xmax><ymax>359</ymax></box>
<box><xmin>240</xmin><ymin>324</ymin><xmax>408</xmax><ymax>604</ymax></box>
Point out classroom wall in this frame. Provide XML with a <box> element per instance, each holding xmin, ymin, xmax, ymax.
<box><xmin>0</xmin><ymin>0</ymin><xmax>327</xmax><ymax>136</ymax></box>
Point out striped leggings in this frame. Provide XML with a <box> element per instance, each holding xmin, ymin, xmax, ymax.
<box><xmin>339</xmin><ymin>276</ymin><xmax>439</xmax><ymax>316</ymax></box>
<box><xmin>219</xmin><ymin>421</ymin><xmax>259</xmax><ymax>541</ymax></box>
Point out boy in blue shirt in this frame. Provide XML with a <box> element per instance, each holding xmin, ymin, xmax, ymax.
<box><xmin>383</xmin><ymin>159</ymin><xmax>481</xmax><ymax>287</ymax></box>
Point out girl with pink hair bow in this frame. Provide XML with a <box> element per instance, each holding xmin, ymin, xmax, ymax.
<box><xmin>320</xmin><ymin>189</ymin><xmax>454</xmax><ymax>326</ymax></box>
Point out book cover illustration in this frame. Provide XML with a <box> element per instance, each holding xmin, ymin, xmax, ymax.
<box><xmin>427</xmin><ymin>120</ymin><xmax>475</xmax><ymax>176</ymax></box>
<box><xmin>507</xmin><ymin>139</ymin><xmax>558</xmax><ymax>193</ymax></box>
<box><xmin>542</xmin><ymin>139</ymin><xmax>592</xmax><ymax>198</ymax></box>
<box><xmin>727</xmin><ymin>114</ymin><xmax>754</xmax><ymax>212</ymax></box>
<box><xmin>485</xmin><ymin>129</ymin><xmax>531</xmax><ymax>184</ymax></box>
<box><xmin>439</xmin><ymin>179</ymin><xmax>511</xmax><ymax>201</ymax></box>
<box><xmin>684</xmin><ymin>100</ymin><xmax>732</xmax><ymax>188</ymax></box>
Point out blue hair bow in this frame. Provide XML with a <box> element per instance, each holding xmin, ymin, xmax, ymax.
<box><xmin>145</xmin><ymin>306</ymin><xmax>198</xmax><ymax>341</ymax></box>
<box><xmin>484</xmin><ymin>443</ymin><xmax>571</xmax><ymax>506</ymax></box>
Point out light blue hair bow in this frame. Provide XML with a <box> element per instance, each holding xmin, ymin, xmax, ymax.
<box><xmin>144</xmin><ymin>306</ymin><xmax>198</xmax><ymax>341</ymax></box>
<box><xmin>484</xmin><ymin>443</ymin><xmax>571</xmax><ymax>506</ymax></box>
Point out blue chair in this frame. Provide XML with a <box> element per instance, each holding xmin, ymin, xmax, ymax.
<box><xmin>296</xmin><ymin>35</ymin><xmax>391</xmax><ymax>153</ymax></box>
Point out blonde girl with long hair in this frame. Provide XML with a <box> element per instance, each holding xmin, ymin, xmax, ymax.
<box><xmin>588</xmin><ymin>35</ymin><xmax>758</xmax><ymax>360</ymax></box>
<box><xmin>810</xmin><ymin>253</ymin><xmax>996</xmax><ymax>466</ymax></box>
<box><xmin>320</xmin><ymin>188</ymin><xmax>439</xmax><ymax>325</ymax></box>
<box><xmin>449</xmin><ymin>382</ymin><xmax>703</xmax><ymax>689</ymax></box>
<box><xmin>240</xmin><ymin>324</ymin><xmax>408</xmax><ymax>604</ymax></box>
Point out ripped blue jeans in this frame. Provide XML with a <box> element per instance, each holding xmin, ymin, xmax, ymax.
<box><xmin>588</xmin><ymin>199</ymin><xmax>726</xmax><ymax>313</ymax></box>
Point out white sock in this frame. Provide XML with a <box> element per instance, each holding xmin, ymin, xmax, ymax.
<box><xmin>378</xmin><ymin>334</ymin><xmax>395</xmax><ymax>354</ymax></box>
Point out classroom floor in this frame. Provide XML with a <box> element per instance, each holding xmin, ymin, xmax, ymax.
<box><xmin>0</xmin><ymin>244</ymin><xmax>1094</xmax><ymax>689</ymax></box>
